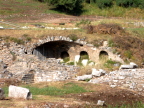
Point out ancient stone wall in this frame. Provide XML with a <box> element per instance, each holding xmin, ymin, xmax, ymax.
<box><xmin>0</xmin><ymin>36</ymin><xmax>124</xmax><ymax>83</ymax></box>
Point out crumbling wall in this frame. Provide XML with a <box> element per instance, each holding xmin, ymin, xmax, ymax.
<box><xmin>0</xmin><ymin>36</ymin><xmax>124</xmax><ymax>83</ymax></box>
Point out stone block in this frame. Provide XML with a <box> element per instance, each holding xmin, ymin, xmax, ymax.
<box><xmin>92</xmin><ymin>68</ymin><xmax>105</xmax><ymax>77</ymax></box>
<box><xmin>81</xmin><ymin>59</ymin><xmax>88</xmax><ymax>66</ymax></box>
<box><xmin>88</xmin><ymin>62</ymin><xmax>95</xmax><ymax>66</ymax></box>
<box><xmin>8</xmin><ymin>85</ymin><xmax>32</xmax><ymax>99</ymax></box>
<box><xmin>97</xmin><ymin>100</ymin><xmax>105</xmax><ymax>106</ymax></box>
<box><xmin>75</xmin><ymin>55</ymin><xmax>80</xmax><ymax>63</ymax></box>
<box><xmin>130</xmin><ymin>62</ymin><xmax>138</xmax><ymax>68</ymax></box>
<box><xmin>77</xmin><ymin>75</ymin><xmax>92</xmax><ymax>81</ymax></box>
<box><xmin>119</xmin><ymin>65</ymin><xmax>134</xmax><ymax>69</ymax></box>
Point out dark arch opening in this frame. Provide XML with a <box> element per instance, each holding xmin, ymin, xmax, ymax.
<box><xmin>61</xmin><ymin>51</ymin><xmax>70</xmax><ymax>62</ymax></box>
<box><xmin>32</xmin><ymin>40</ymin><xmax>81</xmax><ymax>61</ymax></box>
<box><xmin>80</xmin><ymin>51</ymin><xmax>89</xmax><ymax>60</ymax></box>
<box><xmin>99</xmin><ymin>51</ymin><xmax>108</xmax><ymax>60</ymax></box>
<box><xmin>61</xmin><ymin>51</ymin><xmax>69</xmax><ymax>59</ymax></box>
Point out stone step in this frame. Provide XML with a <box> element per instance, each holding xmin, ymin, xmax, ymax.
<box><xmin>21</xmin><ymin>74</ymin><xmax>34</xmax><ymax>84</ymax></box>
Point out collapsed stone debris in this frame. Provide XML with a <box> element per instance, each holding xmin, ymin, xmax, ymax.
<box><xmin>89</xmin><ymin>68</ymin><xmax>144</xmax><ymax>96</ymax></box>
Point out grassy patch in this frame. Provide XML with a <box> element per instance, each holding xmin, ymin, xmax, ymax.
<box><xmin>127</xmin><ymin>28</ymin><xmax>144</xmax><ymax>39</ymax></box>
<box><xmin>23</xmin><ymin>83</ymin><xmax>88</xmax><ymax>96</ymax></box>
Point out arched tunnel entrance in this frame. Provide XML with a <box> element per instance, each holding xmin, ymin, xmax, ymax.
<box><xmin>99</xmin><ymin>51</ymin><xmax>108</xmax><ymax>60</ymax></box>
<box><xmin>32</xmin><ymin>40</ymin><xmax>81</xmax><ymax>61</ymax></box>
<box><xmin>61</xmin><ymin>51</ymin><xmax>69</xmax><ymax>59</ymax></box>
<box><xmin>80</xmin><ymin>51</ymin><xmax>89</xmax><ymax>60</ymax></box>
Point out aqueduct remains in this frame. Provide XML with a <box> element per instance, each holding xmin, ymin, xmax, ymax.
<box><xmin>0</xmin><ymin>36</ymin><xmax>123</xmax><ymax>83</ymax></box>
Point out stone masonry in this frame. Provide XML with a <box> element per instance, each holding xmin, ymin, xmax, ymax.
<box><xmin>0</xmin><ymin>36</ymin><xmax>124</xmax><ymax>83</ymax></box>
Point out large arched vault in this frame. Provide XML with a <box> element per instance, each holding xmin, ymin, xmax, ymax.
<box><xmin>32</xmin><ymin>40</ymin><xmax>82</xmax><ymax>61</ymax></box>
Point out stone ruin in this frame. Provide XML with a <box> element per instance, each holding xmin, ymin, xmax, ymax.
<box><xmin>0</xmin><ymin>36</ymin><xmax>124</xmax><ymax>83</ymax></box>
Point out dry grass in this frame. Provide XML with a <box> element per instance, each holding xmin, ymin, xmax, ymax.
<box><xmin>112</xmin><ymin>36</ymin><xmax>144</xmax><ymax>65</ymax></box>
<box><xmin>86</xmin><ymin>23</ymin><xmax>125</xmax><ymax>36</ymax></box>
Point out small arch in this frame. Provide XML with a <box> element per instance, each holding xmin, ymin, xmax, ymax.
<box><xmin>80</xmin><ymin>51</ymin><xmax>89</xmax><ymax>60</ymax></box>
<box><xmin>99</xmin><ymin>51</ymin><xmax>108</xmax><ymax>60</ymax></box>
<box><xmin>61</xmin><ymin>51</ymin><xmax>69</xmax><ymax>59</ymax></box>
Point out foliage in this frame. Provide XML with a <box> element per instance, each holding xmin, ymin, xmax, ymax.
<box><xmin>67</xmin><ymin>62</ymin><xmax>74</xmax><ymax>65</ymax></box>
<box><xmin>9</xmin><ymin>37</ymin><xmax>25</xmax><ymax>44</ymax></box>
<box><xmin>80</xmin><ymin>54</ymin><xmax>89</xmax><ymax>60</ymax></box>
<box><xmin>46</xmin><ymin>0</ymin><xmax>84</xmax><ymax>14</ymax></box>
<box><xmin>76</xmin><ymin>19</ymin><xmax>91</xmax><ymax>27</ymax></box>
<box><xmin>96</xmin><ymin>0</ymin><xmax>113</xmax><ymax>9</ymax></box>
<box><xmin>104</xmin><ymin>60</ymin><xmax>120</xmax><ymax>69</ymax></box>
<box><xmin>116</xmin><ymin>0</ymin><xmax>133</xmax><ymax>7</ymax></box>
<box><xmin>124</xmin><ymin>50</ymin><xmax>133</xmax><ymax>59</ymax></box>
<box><xmin>108</xmin><ymin>38</ymin><xmax>115</xmax><ymax>47</ymax></box>
<box><xmin>63</xmin><ymin>57</ymin><xmax>70</xmax><ymax>63</ymax></box>
<box><xmin>85</xmin><ymin>0</ymin><xmax>96</xmax><ymax>4</ymax></box>
<box><xmin>139</xmin><ymin>0</ymin><xmax>144</xmax><ymax>9</ymax></box>
<box><xmin>115</xmin><ymin>0</ymin><xmax>144</xmax><ymax>8</ymax></box>
<box><xmin>68</xmin><ymin>34</ymin><xmax>78</xmax><ymax>41</ymax></box>
<box><xmin>22</xmin><ymin>34</ymin><xmax>32</xmax><ymax>42</ymax></box>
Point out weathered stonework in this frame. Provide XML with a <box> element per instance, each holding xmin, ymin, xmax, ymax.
<box><xmin>0</xmin><ymin>36</ymin><xmax>124</xmax><ymax>83</ymax></box>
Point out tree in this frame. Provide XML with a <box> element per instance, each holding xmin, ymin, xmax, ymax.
<box><xmin>97</xmin><ymin>0</ymin><xmax>113</xmax><ymax>9</ymax></box>
<box><xmin>85</xmin><ymin>0</ymin><xmax>96</xmax><ymax>4</ymax></box>
<box><xmin>47</xmin><ymin>0</ymin><xmax>84</xmax><ymax>14</ymax></box>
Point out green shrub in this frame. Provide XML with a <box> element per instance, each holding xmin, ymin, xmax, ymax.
<box><xmin>63</xmin><ymin>57</ymin><xmax>70</xmax><ymax>63</ymax></box>
<box><xmin>10</xmin><ymin>37</ymin><xmax>25</xmax><ymax>44</ymax></box>
<box><xmin>104</xmin><ymin>60</ymin><xmax>120</xmax><ymax>69</ymax></box>
<box><xmin>67</xmin><ymin>62</ymin><xmax>74</xmax><ymax>65</ymax></box>
<box><xmin>115</xmin><ymin>0</ymin><xmax>143</xmax><ymax>8</ymax></box>
<box><xmin>76</xmin><ymin>19</ymin><xmax>91</xmax><ymax>27</ymax></box>
<box><xmin>47</xmin><ymin>0</ymin><xmax>84</xmax><ymax>14</ymax></box>
<box><xmin>97</xmin><ymin>0</ymin><xmax>113</xmax><ymax>9</ymax></box>
<box><xmin>22</xmin><ymin>34</ymin><xmax>32</xmax><ymax>42</ymax></box>
<box><xmin>68</xmin><ymin>34</ymin><xmax>78</xmax><ymax>41</ymax></box>
<box><xmin>108</xmin><ymin>39</ymin><xmax>115</xmax><ymax>47</ymax></box>
<box><xmin>85</xmin><ymin>0</ymin><xmax>96</xmax><ymax>4</ymax></box>
<box><xmin>124</xmin><ymin>50</ymin><xmax>133</xmax><ymax>59</ymax></box>
<box><xmin>139</xmin><ymin>0</ymin><xmax>144</xmax><ymax>9</ymax></box>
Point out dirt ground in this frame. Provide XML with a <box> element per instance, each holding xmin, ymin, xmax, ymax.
<box><xmin>0</xmin><ymin>82</ymin><xmax>144</xmax><ymax>108</ymax></box>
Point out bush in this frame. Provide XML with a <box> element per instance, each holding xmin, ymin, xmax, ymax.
<box><xmin>116</xmin><ymin>0</ymin><xmax>133</xmax><ymax>7</ymax></box>
<box><xmin>115</xmin><ymin>0</ymin><xmax>143</xmax><ymax>8</ymax></box>
<box><xmin>139</xmin><ymin>0</ymin><xmax>144</xmax><ymax>9</ymax></box>
<box><xmin>85</xmin><ymin>0</ymin><xmax>96</xmax><ymax>4</ymax></box>
<box><xmin>68</xmin><ymin>34</ymin><xmax>78</xmax><ymax>41</ymax></box>
<box><xmin>47</xmin><ymin>0</ymin><xmax>84</xmax><ymax>14</ymax></box>
<box><xmin>76</xmin><ymin>19</ymin><xmax>91</xmax><ymax>27</ymax></box>
<box><xmin>97</xmin><ymin>0</ymin><xmax>113</xmax><ymax>9</ymax></box>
